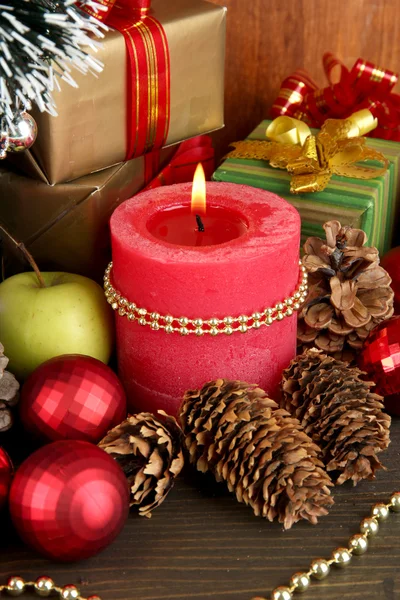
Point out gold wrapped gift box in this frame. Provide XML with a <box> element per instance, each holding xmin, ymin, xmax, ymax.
<box><xmin>22</xmin><ymin>0</ymin><xmax>226</xmax><ymax>185</ymax></box>
<box><xmin>0</xmin><ymin>148</ymin><xmax>175</xmax><ymax>281</ymax></box>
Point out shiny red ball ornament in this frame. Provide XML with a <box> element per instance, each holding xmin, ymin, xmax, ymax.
<box><xmin>20</xmin><ymin>355</ymin><xmax>127</xmax><ymax>444</ymax></box>
<box><xmin>381</xmin><ymin>247</ymin><xmax>400</xmax><ymax>313</ymax></box>
<box><xmin>9</xmin><ymin>440</ymin><xmax>130</xmax><ymax>561</ymax></box>
<box><xmin>359</xmin><ymin>315</ymin><xmax>400</xmax><ymax>416</ymax></box>
<box><xmin>0</xmin><ymin>448</ymin><xmax>12</xmax><ymax>510</ymax></box>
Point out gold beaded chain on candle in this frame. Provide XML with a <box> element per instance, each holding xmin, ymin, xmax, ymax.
<box><xmin>103</xmin><ymin>260</ymin><xmax>308</xmax><ymax>336</ymax></box>
<box><xmin>0</xmin><ymin>577</ymin><xmax>101</xmax><ymax>599</ymax></box>
<box><xmin>251</xmin><ymin>491</ymin><xmax>400</xmax><ymax>600</ymax></box>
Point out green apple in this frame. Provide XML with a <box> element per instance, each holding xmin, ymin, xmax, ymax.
<box><xmin>0</xmin><ymin>271</ymin><xmax>114</xmax><ymax>380</ymax></box>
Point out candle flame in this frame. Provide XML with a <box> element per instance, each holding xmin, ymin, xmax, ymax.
<box><xmin>191</xmin><ymin>163</ymin><xmax>206</xmax><ymax>215</ymax></box>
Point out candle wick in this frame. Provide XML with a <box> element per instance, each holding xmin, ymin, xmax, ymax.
<box><xmin>196</xmin><ymin>214</ymin><xmax>205</xmax><ymax>232</ymax></box>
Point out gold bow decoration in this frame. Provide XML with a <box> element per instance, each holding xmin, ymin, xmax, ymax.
<box><xmin>226</xmin><ymin>109</ymin><xmax>389</xmax><ymax>194</ymax></box>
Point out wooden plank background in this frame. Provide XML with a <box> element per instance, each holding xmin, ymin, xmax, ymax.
<box><xmin>209</xmin><ymin>0</ymin><xmax>400</xmax><ymax>155</ymax></box>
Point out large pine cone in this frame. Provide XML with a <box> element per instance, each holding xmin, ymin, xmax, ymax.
<box><xmin>179</xmin><ymin>379</ymin><xmax>333</xmax><ymax>530</ymax></box>
<box><xmin>281</xmin><ymin>348</ymin><xmax>391</xmax><ymax>485</ymax></box>
<box><xmin>0</xmin><ymin>343</ymin><xmax>19</xmax><ymax>432</ymax></box>
<box><xmin>298</xmin><ymin>220</ymin><xmax>394</xmax><ymax>362</ymax></box>
<box><xmin>99</xmin><ymin>411</ymin><xmax>184</xmax><ymax>517</ymax></box>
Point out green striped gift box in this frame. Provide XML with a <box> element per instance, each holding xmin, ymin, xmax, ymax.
<box><xmin>213</xmin><ymin>120</ymin><xmax>400</xmax><ymax>254</ymax></box>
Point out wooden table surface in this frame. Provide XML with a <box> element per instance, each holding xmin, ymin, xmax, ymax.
<box><xmin>0</xmin><ymin>418</ymin><xmax>399</xmax><ymax>600</ymax></box>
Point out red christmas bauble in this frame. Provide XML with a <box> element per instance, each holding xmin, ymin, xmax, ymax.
<box><xmin>381</xmin><ymin>247</ymin><xmax>400</xmax><ymax>313</ymax></box>
<box><xmin>0</xmin><ymin>448</ymin><xmax>12</xmax><ymax>510</ymax></box>
<box><xmin>9</xmin><ymin>440</ymin><xmax>129</xmax><ymax>561</ymax></box>
<box><xmin>359</xmin><ymin>315</ymin><xmax>400</xmax><ymax>416</ymax></box>
<box><xmin>20</xmin><ymin>355</ymin><xmax>126</xmax><ymax>444</ymax></box>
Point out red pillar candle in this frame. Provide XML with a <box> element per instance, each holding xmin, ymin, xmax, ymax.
<box><xmin>109</xmin><ymin>182</ymin><xmax>302</xmax><ymax>415</ymax></box>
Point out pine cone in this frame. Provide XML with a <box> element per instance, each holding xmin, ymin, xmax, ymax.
<box><xmin>298</xmin><ymin>220</ymin><xmax>394</xmax><ymax>362</ymax></box>
<box><xmin>0</xmin><ymin>343</ymin><xmax>19</xmax><ymax>432</ymax></box>
<box><xmin>99</xmin><ymin>411</ymin><xmax>184</xmax><ymax>517</ymax></box>
<box><xmin>281</xmin><ymin>348</ymin><xmax>391</xmax><ymax>485</ymax></box>
<box><xmin>179</xmin><ymin>379</ymin><xmax>333</xmax><ymax>529</ymax></box>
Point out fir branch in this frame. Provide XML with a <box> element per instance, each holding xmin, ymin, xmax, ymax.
<box><xmin>0</xmin><ymin>0</ymin><xmax>107</xmax><ymax>138</ymax></box>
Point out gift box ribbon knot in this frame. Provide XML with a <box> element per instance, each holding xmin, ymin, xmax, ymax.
<box><xmin>78</xmin><ymin>0</ymin><xmax>169</xmax><ymax>160</ymax></box>
<box><xmin>79</xmin><ymin>0</ymin><xmax>151</xmax><ymax>20</ymax></box>
<box><xmin>271</xmin><ymin>52</ymin><xmax>400</xmax><ymax>141</ymax></box>
<box><xmin>226</xmin><ymin>109</ymin><xmax>389</xmax><ymax>193</ymax></box>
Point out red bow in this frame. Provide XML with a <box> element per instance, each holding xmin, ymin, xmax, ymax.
<box><xmin>144</xmin><ymin>136</ymin><xmax>215</xmax><ymax>190</ymax></box>
<box><xmin>271</xmin><ymin>53</ymin><xmax>400</xmax><ymax>140</ymax></box>
<box><xmin>77</xmin><ymin>0</ymin><xmax>150</xmax><ymax>20</ymax></box>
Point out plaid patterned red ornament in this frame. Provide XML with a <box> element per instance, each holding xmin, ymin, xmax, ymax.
<box><xmin>0</xmin><ymin>448</ymin><xmax>12</xmax><ymax>510</ymax></box>
<box><xmin>359</xmin><ymin>315</ymin><xmax>400</xmax><ymax>416</ymax></box>
<box><xmin>20</xmin><ymin>355</ymin><xmax>127</xmax><ymax>444</ymax></box>
<box><xmin>9</xmin><ymin>440</ymin><xmax>129</xmax><ymax>561</ymax></box>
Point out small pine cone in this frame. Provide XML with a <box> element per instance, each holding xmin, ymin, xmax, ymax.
<box><xmin>281</xmin><ymin>348</ymin><xmax>391</xmax><ymax>485</ymax></box>
<box><xmin>298</xmin><ymin>220</ymin><xmax>394</xmax><ymax>362</ymax></box>
<box><xmin>0</xmin><ymin>343</ymin><xmax>19</xmax><ymax>432</ymax></box>
<box><xmin>99</xmin><ymin>411</ymin><xmax>184</xmax><ymax>517</ymax></box>
<box><xmin>179</xmin><ymin>379</ymin><xmax>333</xmax><ymax>530</ymax></box>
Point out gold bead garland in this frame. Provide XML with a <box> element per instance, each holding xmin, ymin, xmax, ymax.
<box><xmin>252</xmin><ymin>491</ymin><xmax>400</xmax><ymax>600</ymax></box>
<box><xmin>103</xmin><ymin>261</ymin><xmax>308</xmax><ymax>336</ymax></box>
<box><xmin>0</xmin><ymin>577</ymin><xmax>100</xmax><ymax>599</ymax></box>
<box><xmin>2</xmin><ymin>492</ymin><xmax>399</xmax><ymax>599</ymax></box>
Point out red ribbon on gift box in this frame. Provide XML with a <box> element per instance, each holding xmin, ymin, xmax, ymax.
<box><xmin>271</xmin><ymin>52</ymin><xmax>400</xmax><ymax>140</ymax></box>
<box><xmin>79</xmin><ymin>0</ymin><xmax>151</xmax><ymax>20</ymax></box>
<box><xmin>144</xmin><ymin>136</ymin><xmax>215</xmax><ymax>190</ymax></box>
<box><xmin>78</xmin><ymin>0</ymin><xmax>170</xmax><ymax>160</ymax></box>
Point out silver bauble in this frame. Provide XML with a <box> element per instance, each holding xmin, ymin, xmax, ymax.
<box><xmin>0</xmin><ymin>132</ymin><xmax>9</xmax><ymax>160</ymax></box>
<box><xmin>7</xmin><ymin>112</ymin><xmax>38</xmax><ymax>153</ymax></box>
